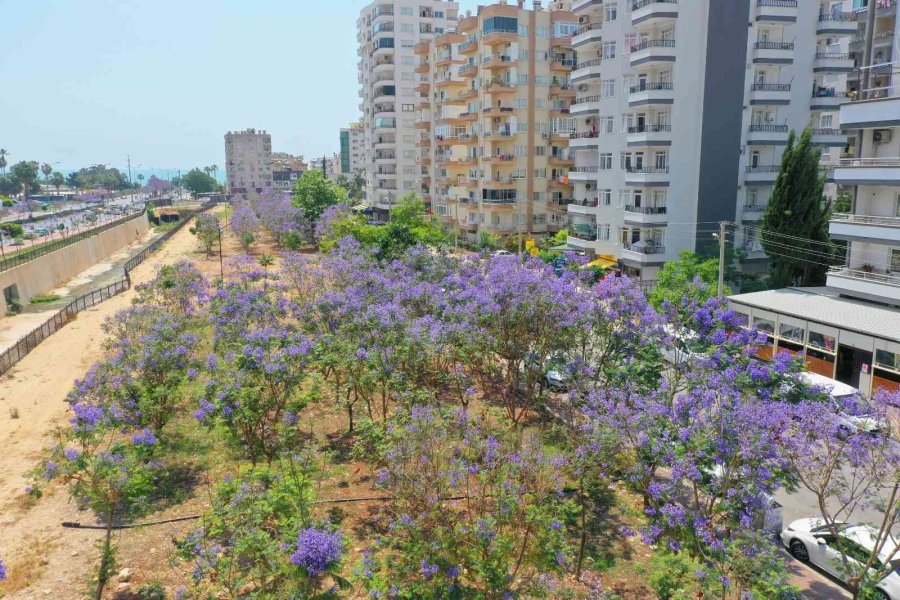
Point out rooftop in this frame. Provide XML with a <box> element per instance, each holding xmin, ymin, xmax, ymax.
<box><xmin>729</xmin><ymin>287</ymin><xmax>900</xmax><ymax>342</ymax></box>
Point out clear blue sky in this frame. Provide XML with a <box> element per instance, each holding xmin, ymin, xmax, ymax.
<box><xmin>0</xmin><ymin>0</ymin><xmax>403</xmax><ymax>175</ymax></box>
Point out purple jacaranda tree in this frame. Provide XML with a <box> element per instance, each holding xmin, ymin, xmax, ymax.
<box><xmin>779</xmin><ymin>388</ymin><xmax>900</xmax><ymax>599</ymax></box>
<box><xmin>358</xmin><ymin>405</ymin><xmax>571</xmax><ymax>598</ymax></box>
<box><xmin>133</xmin><ymin>261</ymin><xmax>210</xmax><ymax>321</ymax></box>
<box><xmin>230</xmin><ymin>200</ymin><xmax>259</xmax><ymax>251</ymax></box>
<box><xmin>146</xmin><ymin>175</ymin><xmax>172</xmax><ymax>196</ymax></box>
<box><xmin>253</xmin><ymin>189</ymin><xmax>303</xmax><ymax>249</ymax></box>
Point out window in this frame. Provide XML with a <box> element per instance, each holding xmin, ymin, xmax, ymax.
<box><xmin>534</xmin><ymin>191</ymin><xmax>546</xmax><ymax>202</ymax></box>
<box><xmin>892</xmin><ymin>249</ymin><xmax>900</xmax><ymax>273</ymax></box>
<box><xmin>537</xmin><ymin>26</ymin><xmax>549</xmax><ymax>38</ymax></box>
<box><xmin>400</xmin><ymin>7</ymin><xmax>413</xmax><ymax>16</ymax></box>
<box><xmin>619</xmin><ymin>189</ymin><xmax>631</xmax><ymax>206</ymax></box>
<box><xmin>820</xmin><ymin>114</ymin><xmax>834</xmax><ymax>128</ymax></box>
<box><xmin>514</xmin><ymin>145</ymin><xmax>528</xmax><ymax>156</ymax></box>
<box><xmin>513</xmin><ymin>98</ymin><xmax>528</xmax><ymax>108</ymax></box>
<box><xmin>876</xmin><ymin>349</ymin><xmax>899</xmax><ymax>370</ymax></box>
<box><xmin>620</xmin><ymin>152</ymin><xmax>632</xmax><ymax>170</ymax></box>
<box><xmin>519</xmin><ymin>49</ymin><xmax>529</xmax><ymax>60</ymax></box>
<box><xmin>400</xmin><ymin>23</ymin><xmax>414</xmax><ymax>32</ymax></box>
<box><xmin>434</xmin><ymin>10</ymin><xmax>444</xmax><ymax>18</ymax></box>
<box><xmin>599</xmin><ymin>153</ymin><xmax>613</xmax><ymax>170</ymax></box>
<box><xmin>624</xmin><ymin>33</ymin><xmax>637</xmax><ymax>55</ymax></box>
<box><xmin>511</xmin><ymin>169</ymin><xmax>527</xmax><ymax>179</ymax></box>
<box><xmin>401</xmin><ymin>56</ymin><xmax>415</xmax><ymax>65</ymax></box>
<box><xmin>600</xmin><ymin>189</ymin><xmax>612</xmax><ymax>205</ymax></box>
<box><xmin>403</xmin><ymin>149</ymin><xmax>415</xmax><ymax>158</ymax></box>
<box><xmin>400</xmin><ymin>72</ymin><xmax>414</xmax><ymax>81</ymax></box>
<box><xmin>534</xmin><ymin>145</ymin><xmax>547</xmax><ymax>156</ymax></box>
<box><xmin>605</xmin><ymin>2</ymin><xmax>618</xmax><ymax>21</ymax></box>
<box><xmin>403</xmin><ymin>165</ymin><xmax>416</xmax><ymax>175</ymax></box>
<box><xmin>535</xmin><ymin>76</ymin><xmax>549</xmax><ymax>85</ymax></box>
<box><xmin>483</xmin><ymin>16</ymin><xmax>518</xmax><ymax>34</ymax></box>
<box><xmin>553</xmin><ymin>22</ymin><xmax>578</xmax><ymax>38</ymax></box>
<box><xmin>602</xmin><ymin>41</ymin><xmax>616</xmax><ymax>59</ymax></box>
<box><xmin>753</xmin><ymin>317</ymin><xmax>775</xmax><ymax>335</ymax></box>
<box><xmin>810</xmin><ymin>331</ymin><xmax>837</xmax><ymax>353</ymax></box>
<box><xmin>518</xmin><ymin>25</ymin><xmax>529</xmax><ymax>36</ymax></box>
<box><xmin>534</xmin><ymin>169</ymin><xmax>547</xmax><ymax>178</ymax></box>
<box><xmin>598</xmin><ymin>224</ymin><xmax>611</xmax><ymax>241</ymax></box>
<box><xmin>535</xmin><ymin>99</ymin><xmax>547</xmax><ymax>109</ymax></box>
<box><xmin>401</xmin><ymin>40</ymin><xmax>414</xmax><ymax>48</ymax></box>
<box><xmin>779</xmin><ymin>323</ymin><xmax>805</xmax><ymax>343</ymax></box>
<box><xmin>601</xmin><ymin>79</ymin><xmax>616</xmax><ymax>98</ymax></box>
<box><xmin>600</xmin><ymin>116</ymin><xmax>614</xmax><ymax>133</ymax></box>
<box><xmin>518</xmin><ymin>74</ymin><xmax>529</xmax><ymax>85</ymax></box>
<box><xmin>402</xmin><ymin>103</ymin><xmax>414</xmax><ymax>111</ymax></box>
<box><xmin>517</xmin><ymin>122</ymin><xmax>529</xmax><ymax>133</ymax></box>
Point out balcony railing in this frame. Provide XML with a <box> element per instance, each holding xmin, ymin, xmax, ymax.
<box><xmin>818</xmin><ymin>10</ymin><xmax>853</xmax><ymax>21</ymax></box>
<box><xmin>749</xmin><ymin>124</ymin><xmax>789</xmax><ymax>132</ymax></box>
<box><xmin>751</xmin><ymin>83</ymin><xmax>792</xmax><ymax>91</ymax></box>
<box><xmin>746</xmin><ymin>165</ymin><xmax>781</xmax><ymax>173</ymax></box>
<box><xmin>553</xmin><ymin>58</ymin><xmax>577</xmax><ymax>68</ymax></box>
<box><xmin>482</xmin><ymin>197</ymin><xmax>519</xmax><ymax>205</ymax></box>
<box><xmin>625</xmin><ymin>205</ymin><xmax>668</xmax><ymax>214</ymax></box>
<box><xmin>624</xmin><ymin>243</ymin><xmax>667</xmax><ymax>254</ymax></box>
<box><xmin>833</xmin><ymin>157</ymin><xmax>900</xmax><ymax>168</ymax></box>
<box><xmin>632</xmin><ymin>0</ymin><xmax>677</xmax><ymax>9</ymax></box>
<box><xmin>571</xmin><ymin>166</ymin><xmax>600</xmax><ymax>173</ymax></box>
<box><xmin>627</xmin><ymin>166</ymin><xmax>670</xmax><ymax>174</ymax></box>
<box><xmin>575</xmin><ymin>95</ymin><xmax>602</xmax><ymax>104</ymax></box>
<box><xmin>572</xmin><ymin>198</ymin><xmax>600</xmax><ymax>207</ymax></box>
<box><xmin>828</xmin><ymin>267</ymin><xmax>900</xmax><ymax>287</ymax></box>
<box><xmin>815</xmin><ymin>52</ymin><xmax>852</xmax><ymax>60</ymax></box>
<box><xmin>755</xmin><ymin>41</ymin><xmax>795</xmax><ymax>50</ymax></box>
<box><xmin>570</xmin><ymin>131</ymin><xmax>600</xmax><ymax>139</ymax></box>
<box><xmin>628</xmin><ymin>124</ymin><xmax>672</xmax><ymax>133</ymax></box>
<box><xmin>811</xmin><ymin>128</ymin><xmax>843</xmax><ymax>135</ymax></box>
<box><xmin>629</xmin><ymin>82</ymin><xmax>674</xmax><ymax>93</ymax></box>
<box><xmin>832</xmin><ymin>213</ymin><xmax>900</xmax><ymax>227</ymax></box>
<box><xmin>576</xmin><ymin>58</ymin><xmax>604</xmax><ymax>69</ymax></box>
<box><xmin>743</xmin><ymin>204</ymin><xmax>768</xmax><ymax>213</ymax></box>
<box><xmin>758</xmin><ymin>0</ymin><xmax>797</xmax><ymax>7</ymax></box>
<box><xmin>575</xmin><ymin>23</ymin><xmax>602</xmax><ymax>36</ymax></box>
<box><xmin>631</xmin><ymin>39</ymin><xmax>676</xmax><ymax>52</ymax></box>
<box><xmin>812</xmin><ymin>89</ymin><xmax>849</xmax><ymax>98</ymax></box>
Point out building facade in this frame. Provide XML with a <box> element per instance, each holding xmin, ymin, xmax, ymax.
<box><xmin>357</xmin><ymin>0</ymin><xmax>460</xmax><ymax>216</ymax></box>
<box><xmin>340</xmin><ymin>123</ymin><xmax>366</xmax><ymax>175</ymax></box>
<box><xmin>225</xmin><ymin>129</ymin><xmax>273</xmax><ymax>194</ymax></box>
<box><xmin>271</xmin><ymin>152</ymin><xmax>307</xmax><ymax>192</ymax></box>
<box><xmin>568</xmin><ymin>0</ymin><xmax>856</xmax><ymax>280</ymax></box>
<box><xmin>729</xmin><ymin>0</ymin><xmax>900</xmax><ymax>398</ymax></box>
<box><xmin>415</xmin><ymin>3</ymin><xmax>579</xmax><ymax>241</ymax></box>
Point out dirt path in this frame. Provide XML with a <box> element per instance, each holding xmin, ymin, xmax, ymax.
<box><xmin>0</xmin><ymin>215</ymin><xmax>213</xmax><ymax>599</ymax></box>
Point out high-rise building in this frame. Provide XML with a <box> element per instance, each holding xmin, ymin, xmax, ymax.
<box><xmin>728</xmin><ymin>3</ymin><xmax>900</xmax><ymax>397</ymax></box>
<box><xmin>357</xmin><ymin>0</ymin><xmax>460</xmax><ymax>217</ymax></box>
<box><xmin>340</xmin><ymin>123</ymin><xmax>366</xmax><ymax>175</ymax></box>
<box><xmin>568</xmin><ymin>0</ymin><xmax>856</xmax><ymax>281</ymax></box>
<box><xmin>414</xmin><ymin>3</ymin><xmax>579</xmax><ymax>242</ymax></box>
<box><xmin>225</xmin><ymin>129</ymin><xmax>273</xmax><ymax>194</ymax></box>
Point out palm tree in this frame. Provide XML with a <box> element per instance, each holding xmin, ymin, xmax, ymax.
<box><xmin>50</xmin><ymin>172</ymin><xmax>65</xmax><ymax>198</ymax></box>
<box><xmin>41</xmin><ymin>163</ymin><xmax>52</xmax><ymax>181</ymax></box>
<box><xmin>0</xmin><ymin>150</ymin><xmax>7</xmax><ymax>176</ymax></box>
<box><xmin>137</xmin><ymin>173</ymin><xmax>145</xmax><ymax>188</ymax></box>
<box><xmin>209</xmin><ymin>164</ymin><xmax>219</xmax><ymax>182</ymax></box>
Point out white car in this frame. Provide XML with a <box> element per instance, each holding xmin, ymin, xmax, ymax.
<box><xmin>781</xmin><ymin>518</ymin><xmax>900</xmax><ymax>599</ymax></box>
<box><xmin>491</xmin><ymin>249</ymin><xmax>513</xmax><ymax>257</ymax></box>
<box><xmin>792</xmin><ymin>373</ymin><xmax>887</xmax><ymax>435</ymax></box>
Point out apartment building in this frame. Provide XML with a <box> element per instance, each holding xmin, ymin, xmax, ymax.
<box><xmin>568</xmin><ymin>0</ymin><xmax>857</xmax><ymax>281</ymax></box>
<box><xmin>308</xmin><ymin>154</ymin><xmax>343</xmax><ymax>182</ymax></box>
<box><xmin>357</xmin><ymin>0</ymin><xmax>460</xmax><ymax>217</ymax></box>
<box><xmin>414</xmin><ymin>2</ymin><xmax>579</xmax><ymax>241</ymax></box>
<box><xmin>729</xmin><ymin>4</ymin><xmax>900</xmax><ymax>398</ymax></box>
<box><xmin>225</xmin><ymin>129</ymin><xmax>273</xmax><ymax>194</ymax></box>
<box><xmin>271</xmin><ymin>152</ymin><xmax>307</xmax><ymax>192</ymax></box>
<box><xmin>340</xmin><ymin>123</ymin><xmax>367</xmax><ymax>175</ymax></box>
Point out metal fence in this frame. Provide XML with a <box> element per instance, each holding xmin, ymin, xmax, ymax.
<box><xmin>0</xmin><ymin>200</ymin><xmax>220</xmax><ymax>377</ymax></box>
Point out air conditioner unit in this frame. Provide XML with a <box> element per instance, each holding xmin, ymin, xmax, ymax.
<box><xmin>578</xmin><ymin>84</ymin><xmax>589</xmax><ymax>92</ymax></box>
<box><xmin>542</xmin><ymin>133</ymin><xmax>550</xmax><ymax>139</ymax></box>
<box><xmin>586</xmin><ymin>118</ymin><xmax>592</xmax><ymax>124</ymax></box>
<box><xmin>578</xmin><ymin>15</ymin><xmax>589</xmax><ymax>23</ymax></box>
<box><xmin>586</xmin><ymin>183</ymin><xmax>594</xmax><ymax>190</ymax></box>
<box><xmin>493</xmin><ymin>117</ymin><xmax>502</xmax><ymax>123</ymax></box>
<box><xmin>874</xmin><ymin>129</ymin><xmax>892</xmax><ymax>144</ymax></box>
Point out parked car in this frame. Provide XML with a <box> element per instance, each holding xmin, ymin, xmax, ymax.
<box><xmin>491</xmin><ymin>249</ymin><xmax>513</xmax><ymax>257</ymax></box>
<box><xmin>702</xmin><ymin>465</ymin><xmax>784</xmax><ymax>534</ymax></box>
<box><xmin>788</xmin><ymin>372</ymin><xmax>887</xmax><ymax>435</ymax></box>
<box><xmin>782</xmin><ymin>518</ymin><xmax>900</xmax><ymax>599</ymax></box>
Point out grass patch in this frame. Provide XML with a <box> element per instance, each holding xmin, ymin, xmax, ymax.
<box><xmin>30</xmin><ymin>294</ymin><xmax>61</xmax><ymax>304</ymax></box>
<box><xmin>153</xmin><ymin>222</ymin><xmax>179</xmax><ymax>234</ymax></box>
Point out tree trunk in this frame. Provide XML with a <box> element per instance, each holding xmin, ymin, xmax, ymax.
<box><xmin>96</xmin><ymin>509</ymin><xmax>115</xmax><ymax>600</ymax></box>
<box><xmin>575</xmin><ymin>476</ymin><xmax>588</xmax><ymax>580</ymax></box>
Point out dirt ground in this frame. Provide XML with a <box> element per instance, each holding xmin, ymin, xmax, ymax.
<box><xmin>0</xmin><ymin>210</ymin><xmax>237</xmax><ymax>599</ymax></box>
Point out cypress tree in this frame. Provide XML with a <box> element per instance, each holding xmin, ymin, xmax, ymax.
<box><xmin>761</xmin><ymin>128</ymin><xmax>833</xmax><ymax>288</ymax></box>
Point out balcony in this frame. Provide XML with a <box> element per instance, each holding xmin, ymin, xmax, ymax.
<box><xmin>840</xmin><ymin>94</ymin><xmax>900</xmax><ymax>129</ymax></box>
<box><xmin>571</xmin><ymin>58</ymin><xmax>604</xmax><ymax>83</ymax></box>
<box><xmin>630</xmin><ymin>39</ymin><xmax>676</xmax><ymax>67</ymax></box>
<box><xmin>569</xmin><ymin>131</ymin><xmax>600</xmax><ymax>150</ymax></box>
<box><xmin>741</xmin><ymin>203</ymin><xmax>769</xmax><ymax>220</ymax></box>
<box><xmin>747</xmin><ymin>123</ymin><xmax>790</xmax><ymax>145</ymax></box>
<box><xmin>744</xmin><ymin>164</ymin><xmax>780</xmax><ymax>183</ymax></box>
<box><xmin>483</xmin><ymin>54</ymin><xmax>515</xmax><ymax>70</ymax></box>
<box><xmin>750</xmin><ymin>82</ymin><xmax>792</xmax><ymax>105</ymax></box>
<box><xmin>572</xmin><ymin>23</ymin><xmax>603</xmax><ymax>48</ymax></box>
<box><xmin>482</xmin><ymin>29</ymin><xmax>518</xmax><ymax>47</ymax></box>
<box><xmin>623</xmin><ymin>242</ymin><xmax>667</xmax><ymax>262</ymax></box>
<box><xmin>827</xmin><ymin>267</ymin><xmax>900</xmax><ymax>304</ymax></box>
<box><xmin>625</xmin><ymin>166</ymin><xmax>670</xmax><ymax>186</ymax></box>
<box><xmin>629</xmin><ymin>82</ymin><xmax>675</xmax><ymax>107</ymax></box>
<box><xmin>756</xmin><ymin>0</ymin><xmax>798</xmax><ymax>23</ymax></box>
<box><xmin>569</xmin><ymin>166</ymin><xmax>599</xmax><ymax>182</ymax></box>
<box><xmin>460</xmin><ymin>39</ymin><xmax>478</xmax><ymax>55</ymax></box>
<box><xmin>571</xmin><ymin>95</ymin><xmax>602</xmax><ymax>115</ymax></box>
<box><xmin>830</xmin><ymin>213</ymin><xmax>900</xmax><ymax>244</ymax></box>
<box><xmin>568</xmin><ymin>199</ymin><xmax>600</xmax><ymax>214</ymax></box>
<box><xmin>833</xmin><ymin>158</ymin><xmax>900</xmax><ymax>185</ymax></box>
<box><xmin>817</xmin><ymin>11</ymin><xmax>858</xmax><ymax>35</ymax></box>
<box><xmin>552</xmin><ymin>58</ymin><xmax>577</xmax><ymax>72</ymax></box>
<box><xmin>810</xmin><ymin>128</ymin><xmax>848</xmax><ymax>147</ymax></box>
<box><xmin>631</xmin><ymin>0</ymin><xmax>678</xmax><ymax>26</ymax></box>
<box><xmin>627</xmin><ymin>123</ymin><xmax>672</xmax><ymax>146</ymax></box>
<box><xmin>811</xmin><ymin>90</ymin><xmax>849</xmax><ymax>110</ymax></box>
<box><xmin>624</xmin><ymin>205</ymin><xmax>668</xmax><ymax>225</ymax></box>
<box><xmin>753</xmin><ymin>41</ymin><xmax>794</xmax><ymax>64</ymax></box>
<box><xmin>813</xmin><ymin>52</ymin><xmax>855</xmax><ymax>73</ymax></box>
<box><xmin>572</xmin><ymin>0</ymin><xmax>604</xmax><ymax>11</ymax></box>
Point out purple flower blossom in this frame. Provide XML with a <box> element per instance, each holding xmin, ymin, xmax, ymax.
<box><xmin>131</xmin><ymin>428</ymin><xmax>158</xmax><ymax>447</ymax></box>
<box><xmin>419</xmin><ymin>558</ymin><xmax>439</xmax><ymax>579</ymax></box>
<box><xmin>290</xmin><ymin>527</ymin><xmax>343</xmax><ymax>577</ymax></box>
<box><xmin>0</xmin><ymin>558</ymin><xmax>6</xmax><ymax>581</ymax></box>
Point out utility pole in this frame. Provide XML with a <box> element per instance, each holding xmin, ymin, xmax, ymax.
<box><xmin>127</xmin><ymin>155</ymin><xmax>132</xmax><ymax>187</ymax></box>
<box><xmin>717</xmin><ymin>221</ymin><xmax>727</xmax><ymax>298</ymax></box>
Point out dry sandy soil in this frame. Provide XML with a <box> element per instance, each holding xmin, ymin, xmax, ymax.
<box><xmin>0</xmin><ymin>212</ymin><xmax>233</xmax><ymax>599</ymax></box>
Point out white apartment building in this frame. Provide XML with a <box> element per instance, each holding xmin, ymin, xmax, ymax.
<box><xmin>357</xmin><ymin>0</ymin><xmax>460</xmax><ymax>217</ymax></box>
<box><xmin>340</xmin><ymin>123</ymin><xmax>367</xmax><ymax>175</ymax></box>
<box><xmin>225</xmin><ymin>129</ymin><xmax>273</xmax><ymax>194</ymax></box>
<box><xmin>729</xmin><ymin>3</ymin><xmax>900</xmax><ymax>398</ymax></box>
<box><xmin>569</xmin><ymin>0</ymin><xmax>856</xmax><ymax>281</ymax></box>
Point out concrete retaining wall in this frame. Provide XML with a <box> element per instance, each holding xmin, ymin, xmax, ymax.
<box><xmin>0</xmin><ymin>212</ymin><xmax>150</xmax><ymax>314</ymax></box>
